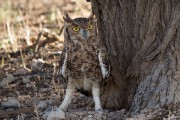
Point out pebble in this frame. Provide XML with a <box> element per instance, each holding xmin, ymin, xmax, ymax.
<box><xmin>47</xmin><ymin>109</ymin><xmax>65</xmax><ymax>120</ymax></box>
<box><xmin>26</xmin><ymin>83</ymin><xmax>31</xmax><ymax>88</ymax></box>
<box><xmin>77</xmin><ymin>111</ymin><xmax>84</xmax><ymax>116</ymax></box>
<box><xmin>37</xmin><ymin>101</ymin><xmax>47</xmax><ymax>109</ymax></box>
<box><xmin>1</xmin><ymin>98</ymin><xmax>20</xmax><ymax>109</ymax></box>
<box><xmin>87</xmin><ymin>115</ymin><xmax>93</xmax><ymax>118</ymax></box>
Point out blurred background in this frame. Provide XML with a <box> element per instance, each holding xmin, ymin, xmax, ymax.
<box><xmin>0</xmin><ymin>1</ymin><xmax>92</xmax><ymax>119</ymax></box>
<box><xmin>0</xmin><ymin>0</ymin><xmax>91</xmax><ymax>53</ymax></box>
<box><xmin>0</xmin><ymin>0</ymin><xmax>91</xmax><ymax>81</ymax></box>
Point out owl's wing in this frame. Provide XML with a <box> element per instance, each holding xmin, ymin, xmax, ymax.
<box><xmin>59</xmin><ymin>47</ymin><xmax>68</xmax><ymax>79</ymax></box>
<box><xmin>98</xmin><ymin>47</ymin><xmax>110</xmax><ymax>80</ymax></box>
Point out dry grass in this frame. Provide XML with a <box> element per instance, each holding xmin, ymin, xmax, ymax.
<box><xmin>0</xmin><ymin>0</ymin><xmax>91</xmax><ymax>53</ymax></box>
<box><xmin>0</xmin><ymin>1</ymin><xmax>91</xmax><ymax>119</ymax></box>
<box><xmin>0</xmin><ymin>1</ymin><xmax>179</xmax><ymax>120</ymax></box>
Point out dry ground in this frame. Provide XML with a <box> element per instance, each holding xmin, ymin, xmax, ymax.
<box><xmin>0</xmin><ymin>0</ymin><xmax>179</xmax><ymax>120</ymax></box>
<box><xmin>0</xmin><ymin>0</ymin><xmax>125</xmax><ymax>119</ymax></box>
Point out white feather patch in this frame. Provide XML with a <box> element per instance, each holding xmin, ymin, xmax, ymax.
<box><xmin>92</xmin><ymin>86</ymin><xmax>102</xmax><ymax>111</ymax></box>
<box><xmin>98</xmin><ymin>51</ymin><xmax>109</xmax><ymax>79</ymax></box>
<box><xmin>60</xmin><ymin>52</ymin><xmax>67</xmax><ymax>78</ymax></box>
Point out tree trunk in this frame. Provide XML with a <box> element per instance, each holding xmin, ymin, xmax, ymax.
<box><xmin>90</xmin><ymin>0</ymin><xmax>180</xmax><ymax>115</ymax></box>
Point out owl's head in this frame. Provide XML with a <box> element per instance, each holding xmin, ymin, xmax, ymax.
<box><xmin>63</xmin><ymin>14</ymin><xmax>97</xmax><ymax>41</ymax></box>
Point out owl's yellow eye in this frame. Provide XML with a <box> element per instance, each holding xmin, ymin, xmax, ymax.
<box><xmin>87</xmin><ymin>24</ymin><xmax>93</xmax><ymax>30</ymax></box>
<box><xmin>72</xmin><ymin>26</ymin><xmax>80</xmax><ymax>32</ymax></box>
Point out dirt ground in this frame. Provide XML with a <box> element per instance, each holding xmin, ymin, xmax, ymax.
<box><xmin>0</xmin><ymin>0</ymin><xmax>124</xmax><ymax>119</ymax></box>
<box><xmin>0</xmin><ymin>0</ymin><xmax>179</xmax><ymax>120</ymax></box>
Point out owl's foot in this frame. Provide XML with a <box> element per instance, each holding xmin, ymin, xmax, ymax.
<box><xmin>59</xmin><ymin>106</ymin><xmax>68</xmax><ymax>112</ymax></box>
<box><xmin>47</xmin><ymin>108</ymin><xmax>65</xmax><ymax>120</ymax></box>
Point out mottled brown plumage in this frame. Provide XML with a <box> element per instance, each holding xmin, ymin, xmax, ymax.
<box><xmin>48</xmin><ymin>14</ymin><xmax>110</xmax><ymax>119</ymax></box>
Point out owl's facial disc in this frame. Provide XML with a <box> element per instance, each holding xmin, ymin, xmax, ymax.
<box><xmin>79</xmin><ymin>29</ymin><xmax>90</xmax><ymax>40</ymax></box>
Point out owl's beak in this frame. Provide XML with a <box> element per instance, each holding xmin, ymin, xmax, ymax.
<box><xmin>80</xmin><ymin>29</ymin><xmax>89</xmax><ymax>39</ymax></box>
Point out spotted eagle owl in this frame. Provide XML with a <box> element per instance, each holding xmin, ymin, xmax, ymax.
<box><xmin>50</xmin><ymin>14</ymin><xmax>110</xmax><ymax>118</ymax></box>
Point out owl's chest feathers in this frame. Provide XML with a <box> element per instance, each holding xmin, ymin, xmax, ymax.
<box><xmin>67</xmin><ymin>41</ymin><xmax>100</xmax><ymax>76</ymax></box>
<box><xmin>70</xmin><ymin>50</ymin><xmax>95</xmax><ymax>65</ymax></box>
<box><xmin>69</xmin><ymin>40</ymin><xmax>99</xmax><ymax>62</ymax></box>
<box><xmin>67</xmin><ymin>43</ymin><xmax>100</xmax><ymax>91</ymax></box>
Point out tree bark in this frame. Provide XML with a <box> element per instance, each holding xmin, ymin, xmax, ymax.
<box><xmin>90</xmin><ymin>0</ymin><xmax>180</xmax><ymax>115</ymax></box>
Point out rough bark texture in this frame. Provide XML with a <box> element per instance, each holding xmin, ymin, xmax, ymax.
<box><xmin>90</xmin><ymin>0</ymin><xmax>180</xmax><ymax>115</ymax></box>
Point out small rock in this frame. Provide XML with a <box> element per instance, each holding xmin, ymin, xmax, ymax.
<box><xmin>13</xmin><ymin>68</ymin><xmax>29</xmax><ymax>75</ymax></box>
<box><xmin>10</xmin><ymin>83</ymin><xmax>17</xmax><ymax>88</ymax></box>
<box><xmin>31</xmin><ymin>58</ymin><xmax>45</xmax><ymax>69</ymax></box>
<box><xmin>0</xmin><ymin>74</ymin><xmax>15</xmax><ymax>87</ymax></box>
<box><xmin>88</xmin><ymin>115</ymin><xmax>93</xmax><ymax>118</ymax></box>
<box><xmin>47</xmin><ymin>109</ymin><xmax>65</xmax><ymax>120</ymax></box>
<box><xmin>119</xmin><ymin>109</ymin><xmax>126</xmax><ymax>114</ymax></box>
<box><xmin>1</xmin><ymin>98</ymin><xmax>20</xmax><ymax>109</ymax></box>
<box><xmin>70</xmin><ymin>114</ymin><xmax>76</xmax><ymax>117</ymax></box>
<box><xmin>37</xmin><ymin>101</ymin><xmax>47</xmax><ymax>109</ymax></box>
<box><xmin>26</xmin><ymin>83</ymin><xmax>31</xmax><ymax>88</ymax></box>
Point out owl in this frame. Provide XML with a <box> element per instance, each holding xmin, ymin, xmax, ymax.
<box><xmin>48</xmin><ymin>13</ymin><xmax>110</xmax><ymax>119</ymax></box>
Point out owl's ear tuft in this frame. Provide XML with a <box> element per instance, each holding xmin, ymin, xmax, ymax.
<box><xmin>89</xmin><ymin>13</ymin><xmax>97</xmax><ymax>22</ymax></box>
<box><xmin>63</xmin><ymin>13</ymin><xmax>73</xmax><ymax>23</ymax></box>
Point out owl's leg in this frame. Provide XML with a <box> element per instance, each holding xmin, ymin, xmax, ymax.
<box><xmin>92</xmin><ymin>83</ymin><xmax>103</xmax><ymax>111</ymax></box>
<box><xmin>59</xmin><ymin>83</ymin><xmax>74</xmax><ymax>112</ymax></box>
